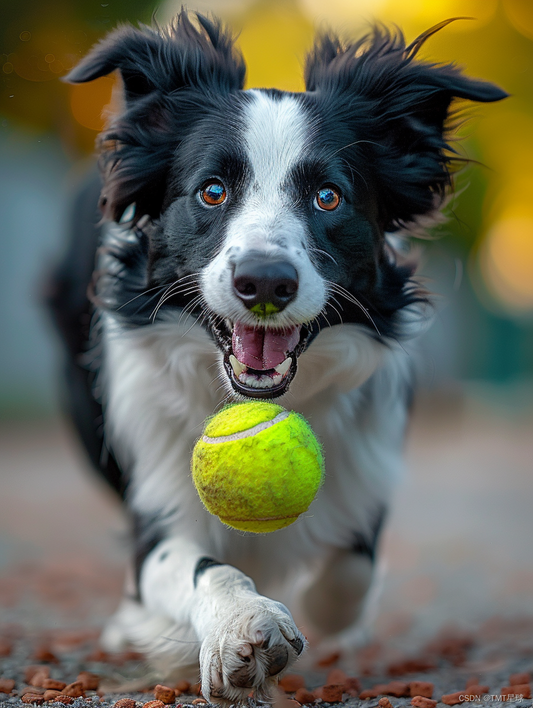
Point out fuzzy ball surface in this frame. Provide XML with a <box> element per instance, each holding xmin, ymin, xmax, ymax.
<box><xmin>192</xmin><ymin>402</ymin><xmax>324</xmax><ymax>533</ymax></box>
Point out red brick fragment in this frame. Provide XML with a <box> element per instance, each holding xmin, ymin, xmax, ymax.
<box><xmin>409</xmin><ymin>682</ymin><xmax>434</xmax><ymax>699</ymax></box>
<box><xmin>411</xmin><ymin>697</ymin><xmax>436</xmax><ymax>708</ymax></box>
<box><xmin>441</xmin><ymin>692</ymin><xmax>466</xmax><ymax>705</ymax></box>
<box><xmin>387</xmin><ymin>658</ymin><xmax>436</xmax><ymax>677</ymax></box>
<box><xmin>359</xmin><ymin>686</ymin><xmax>383</xmax><ymax>699</ymax></box>
<box><xmin>383</xmin><ymin>682</ymin><xmax>410</xmax><ymax>697</ymax></box>
<box><xmin>77</xmin><ymin>672</ymin><xmax>100</xmax><ymax>690</ymax></box>
<box><xmin>326</xmin><ymin>669</ymin><xmax>347</xmax><ymax>685</ymax></box>
<box><xmin>114</xmin><ymin>699</ymin><xmax>136</xmax><ymax>708</ymax></box>
<box><xmin>509</xmin><ymin>673</ymin><xmax>530</xmax><ymax>687</ymax></box>
<box><xmin>294</xmin><ymin>688</ymin><xmax>316</xmax><ymax>704</ymax></box>
<box><xmin>21</xmin><ymin>694</ymin><xmax>45</xmax><ymax>705</ymax></box>
<box><xmin>86</xmin><ymin>648</ymin><xmax>111</xmax><ymax>662</ymax></box>
<box><xmin>33</xmin><ymin>647</ymin><xmax>59</xmax><ymax>664</ymax></box>
<box><xmin>25</xmin><ymin>667</ymin><xmax>50</xmax><ymax>683</ymax></box>
<box><xmin>53</xmin><ymin>696</ymin><xmax>74</xmax><ymax>705</ymax></box>
<box><xmin>0</xmin><ymin>639</ymin><xmax>12</xmax><ymax>657</ymax></box>
<box><xmin>463</xmin><ymin>685</ymin><xmax>489</xmax><ymax>698</ymax></box>
<box><xmin>501</xmin><ymin>685</ymin><xmax>531</xmax><ymax>700</ymax></box>
<box><xmin>174</xmin><ymin>681</ymin><xmax>190</xmax><ymax>694</ymax></box>
<box><xmin>321</xmin><ymin>684</ymin><xmax>344</xmax><ymax>702</ymax></box>
<box><xmin>190</xmin><ymin>683</ymin><xmax>202</xmax><ymax>696</ymax></box>
<box><xmin>279</xmin><ymin>675</ymin><xmax>306</xmax><ymax>693</ymax></box>
<box><xmin>42</xmin><ymin>679</ymin><xmax>66</xmax><ymax>691</ymax></box>
<box><xmin>378</xmin><ymin>698</ymin><xmax>393</xmax><ymax>708</ymax></box>
<box><xmin>144</xmin><ymin>701</ymin><xmax>165</xmax><ymax>708</ymax></box>
<box><xmin>155</xmin><ymin>685</ymin><xmax>175</xmax><ymax>704</ymax></box>
<box><xmin>43</xmin><ymin>690</ymin><xmax>62</xmax><ymax>701</ymax></box>
<box><xmin>192</xmin><ymin>700</ymin><xmax>207</xmax><ymax>705</ymax></box>
<box><xmin>62</xmin><ymin>681</ymin><xmax>85</xmax><ymax>698</ymax></box>
<box><xmin>0</xmin><ymin>678</ymin><xmax>15</xmax><ymax>693</ymax></box>
<box><xmin>21</xmin><ymin>687</ymin><xmax>45</xmax><ymax>696</ymax></box>
<box><xmin>316</xmin><ymin>652</ymin><xmax>341</xmax><ymax>668</ymax></box>
<box><xmin>343</xmin><ymin>677</ymin><xmax>361</xmax><ymax>694</ymax></box>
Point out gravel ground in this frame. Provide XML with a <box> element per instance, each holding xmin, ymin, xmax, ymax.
<box><xmin>1</xmin><ymin>392</ymin><xmax>532</xmax><ymax>707</ymax></box>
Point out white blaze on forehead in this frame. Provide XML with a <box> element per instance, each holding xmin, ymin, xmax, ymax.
<box><xmin>243</xmin><ymin>90</ymin><xmax>309</xmax><ymax>189</ymax></box>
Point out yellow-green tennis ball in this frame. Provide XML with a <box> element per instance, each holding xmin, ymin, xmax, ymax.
<box><xmin>192</xmin><ymin>401</ymin><xmax>324</xmax><ymax>533</ymax></box>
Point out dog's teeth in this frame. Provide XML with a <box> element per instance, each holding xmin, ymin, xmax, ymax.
<box><xmin>272</xmin><ymin>374</ymin><xmax>282</xmax><ymax>385</ymax></box>
<box><xmin>229</xmin><ymin>354</ymin><xmax>247</xmax><ymax>376</ymax></box>
<box><xmin>274</xmin><ymin>357</ymin><xmax>292</xmax><ymax>376</ymax></box>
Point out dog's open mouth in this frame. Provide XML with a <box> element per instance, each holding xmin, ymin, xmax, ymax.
<box><xmin>212</xmin><ymin>319</ymin><xmax>309</xmax><ymax>399</ymax></box>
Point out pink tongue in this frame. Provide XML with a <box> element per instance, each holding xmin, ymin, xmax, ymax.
<box><xmin>232</xmin><ymin>323</ymin><xmax>301</xmax><ymax>370</ymax></box>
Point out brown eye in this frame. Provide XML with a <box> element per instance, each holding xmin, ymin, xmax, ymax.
<box><xmin>200</xmin><ymin>181</ymin><xmax>226</xmax><ymax>206</ymax></box>
<box><xmin>315</xmin><ymin>186</ymin><xmax>341</xmax><ymax>211</ymax></box>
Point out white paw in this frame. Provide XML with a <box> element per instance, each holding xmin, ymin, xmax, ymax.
<box><xmin>199</xmin><ymin>598</ymin><xmax>305</xmax><ymax>703</ymax></box>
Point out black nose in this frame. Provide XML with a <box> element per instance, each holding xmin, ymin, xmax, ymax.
<box><xmin>233</xmin><ymin>258</ymin><xmax>298</xmax><ymax>313</ymax></box>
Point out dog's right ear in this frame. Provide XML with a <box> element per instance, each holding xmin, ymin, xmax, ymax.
<box><xmin>65</xmin><ymin>12</ymin><xmax>246</xmax><ymax>101</ymax></box>
<box><xmin>64</xmin><ymin>12</ymin><xmax>245</xmax><ymax>223</ymax></box>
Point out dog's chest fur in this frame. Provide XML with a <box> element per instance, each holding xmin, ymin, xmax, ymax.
<box><xmin>103</xmin><ymin>311</ymin><xmax>411</xmax><ymax>583</ymax></box>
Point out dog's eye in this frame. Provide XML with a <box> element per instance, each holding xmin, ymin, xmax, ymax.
<box><xmin>200</xmin><ymin>181</ymin><xmax>227</xmax><ymax>206</ymax></box>
<box><xmin>315</xmin><ymin>186</ymin><xmax>341</xmax><ymax>211</ymax></box>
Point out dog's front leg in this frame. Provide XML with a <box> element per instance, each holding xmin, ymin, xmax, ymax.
<box><xmin>141</xmin><ymin>536</ymin><xmax>305</xmax><ymax>703</ymax></box>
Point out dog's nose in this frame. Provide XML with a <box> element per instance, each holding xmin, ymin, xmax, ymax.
<box><xmin>233</xmin><ymin>258</ymin><xmax>298</xmax><ymax>313</ymax></box>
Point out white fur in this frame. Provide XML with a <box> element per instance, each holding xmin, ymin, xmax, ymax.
<box><xmin>201</xmin><ymin>91</ymin><xmax>327</xmax><ymax>330</ymax></box>
<box><xmin>101</xmin><ymin>304</ymin><xmax>414</xmax><ymax>695</ymax></box>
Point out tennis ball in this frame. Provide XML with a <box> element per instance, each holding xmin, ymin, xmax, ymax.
<box><xmin>192</xmin><ymin>401</ymin><xmax>324</xmax><ymax>533</ymax></box>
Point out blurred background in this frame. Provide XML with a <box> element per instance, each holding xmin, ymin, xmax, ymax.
<box><xmin>1</xmin><ymin>0</ymin><xmax>532</xmax><ymax>653</ymax></box>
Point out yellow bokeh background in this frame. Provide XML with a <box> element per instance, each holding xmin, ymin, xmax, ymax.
<box><xmin>2</xmin><ymin>0</ymin><xmax>533</xmax><ymax>322</ymax></box>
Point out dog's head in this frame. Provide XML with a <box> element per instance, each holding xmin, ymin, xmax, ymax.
<box><xmin>67</xmin><ymin>13</ymin><xmax>506</xmax><ymax>399</ymax></box>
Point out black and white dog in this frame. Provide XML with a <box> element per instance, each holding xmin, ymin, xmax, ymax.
<box><xmin>48</xmin><ymin>11</ymin><xmax>505</xmax><ymax>703</ymax></box>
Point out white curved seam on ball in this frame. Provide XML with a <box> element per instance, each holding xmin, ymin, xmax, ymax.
<box><xmin>202</xmin><ymin>411</ymin><xmax>290</xmax><ymax>444</ymax></box>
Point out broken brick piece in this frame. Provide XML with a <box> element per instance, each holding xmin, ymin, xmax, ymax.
<box><xmin>144</xmin><ymin>701</ymin><xmax>165</xmax><ymax>708</ymax></box>
<box><xmin>509</xmin><ymin>674</ymin><xmax>530</xmax><ymax>687</ymax></box>
<box><xmin>441</xmin><ymin>692</ymin><xmax>466</xmax><ymax>705</ymax></box>
<box><xmin>114</xmin><ymin>699</ymin><xmax>136</xmax><ymax>708</ymax></box>
<box><xmin>21</xmin><ymin>694</ymin><xmax>45</xmax><ymax>704</ymax></box>
<box><xmin>279</xmin><ymin>675</ymin><xmax>306</xmax><ymax>693</ymax></box>
<box><xmin>155</xmin><ymin>685</ymin><xmax>175</xmax><ymax>704</ymax></box>
<box><xmin>77</xmin><ymin>672</ymin><xmax>100</xmax><ymax>690</ymax></box>
<box><xmin>0</xmin><ymin>679</ymin><xmax>15</xmax><ymax>693</ymax></box>
<box><xmin>326</xmin><ymin>669</ymin><xmax>347</xmax><ymax>686</ymax></box>
<box><xmin>378</xmin><ymin>698</ymin><xmax>393</xmax><ymax>708</ymax></box>
<box><xmin>501</xmin><ymin>685</ymin><xmax>531</xmax><ymax>700</ymax></box>
<box><xmin>321</xmin><ymin>684</ymin><xmax>344</xmax><ymax>702</ymax></box>
<box><xmin>411</xmin><ymin>697</ymin><xmax>436</xmax><ymax>708</ymax></box>
<box><xmin>316</xmin><ymin>652</ymin><xmax>341</xmax><ymax>668</ymax></box>
<box><xmin>33</xmin><ymin>647</ymin><xmax>59</xmax><ymax>664</ymax></box>
<box><xmin>25</xmin><ymin>667</ymin><xmax>50</xmax><ymax>684</ymax></box>
<box><xmin>409</xmin><ymin>682</ymin><xmax>434</xmax><ymax>699</ymax></box>
<box><xmin>294</xmin><ymin>688</ymin><xmax>316</xmax><ymax>704</ymax></box>
<box><xmin>62</xmin><ymin>682</ymin><xmax>85</xmax><ymax>698</ymax></box>
<box><xmin>0</xmin><ymin>639</ymin><xmax>12</xmax><ymax>657</ymax></box>
<box><xmin>53</xmin><ymin>696</ymin><xmax>74</xmax><ymax>705</ymax></box>
<box><xmin>43</xmin><ymin>690</ymin><xmax>62</xmax><ymax>701</ymax></box>
<box><xmin>383</xmin><ymin>682</ymin><xmax>410</xmax><ymax>698</ymax></box>
<box><xmin>464</xmin><ymin>685</ymin><xmax>489</xmax><ymax>698</ymax></box>
<box><xmin>174</xmin><ymin>681</ymin><xmax>190</xmax><ymax>693</ymax></box>
<box><xmin>42</xmin><ymin>679</ymin><xmax>66</xmax><ymax>691</ymax></box>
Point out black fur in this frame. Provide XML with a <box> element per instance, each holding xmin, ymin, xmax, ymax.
<box><xmin>51</xmin><ymin>11</ymin><xmax>506</xmax><ymax>495</ymax></box>
<box><xmin>194</xmin><ymin>557</ymin><xmax>224</xmax><ymax>588</ymax></box>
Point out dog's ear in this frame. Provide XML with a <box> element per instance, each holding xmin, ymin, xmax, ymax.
<box><xmin>65</xmin><ymin>11</ymin><xmax>245</xmax><ymax>100</ymax></box>
<box><xmin>305</xmin><ymin>20</ymin><xmax>508</xmax><ymax>231</ymax></box>
<box><xmin>64</xmin><ymin>12</ymin><xmax>245</xmax><ymax>222</ymax></box>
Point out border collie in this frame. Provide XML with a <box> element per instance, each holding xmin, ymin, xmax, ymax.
<box><xmin>48</xmin><ymin>11</ymin><xmax>506</xmax><ymax>703</ymax></box>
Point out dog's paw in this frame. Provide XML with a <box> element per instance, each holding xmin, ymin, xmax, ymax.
<box><xmin>199</xmin><ymin>598</ymin><xmax>305</xmax><ymax>703</ymax></box>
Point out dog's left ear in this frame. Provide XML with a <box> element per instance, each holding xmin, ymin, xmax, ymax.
<box><xmin>305</xmin><ymin>20</ymin><xmax>508</xmax><ymax>231</ymax></box>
